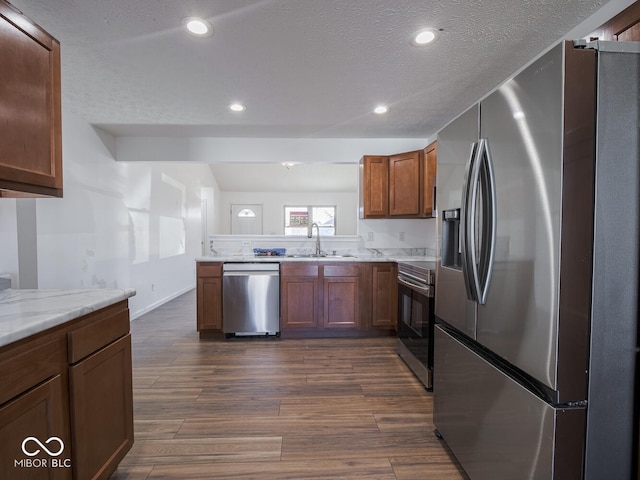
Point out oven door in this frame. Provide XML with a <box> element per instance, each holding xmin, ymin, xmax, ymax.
<box><xmin>397</xmin><ymin>275</ymin><xmax>435</xmax><ymax>389</ymax></box>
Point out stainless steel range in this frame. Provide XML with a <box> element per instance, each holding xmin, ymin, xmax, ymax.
<box><xmin>396</xmin><ymin>260</ymin><xmax>435</xmax><ymax>390</ymax></box>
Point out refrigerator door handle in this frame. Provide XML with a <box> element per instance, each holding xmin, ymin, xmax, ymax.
<box><xmin>476</xmin><ymin>138</ymin><xmax>497</xmax><ymax>305</ymax></box>
<box><xmin>467</xmin><ymin>140</ymin><xmax>485</xmax><ymax>304</ymax></box>
<box><xmin>461</xmin><ymin>141</ymin><xmax>479</xmax><ymax>302</ymax></box>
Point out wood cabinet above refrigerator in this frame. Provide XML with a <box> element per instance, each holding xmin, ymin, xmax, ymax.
<box><xmin>0</xmin><ymin>0</ymin><xmax>63</xmax><ymax>198</ymax></box>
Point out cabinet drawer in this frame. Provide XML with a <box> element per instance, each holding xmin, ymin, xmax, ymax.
<box><xmin>197</xmin><ymin>263</ymin><xmax>222</xmax><ymax>277</ymax></box>
<box><xmin>0</xmin><ymin>335</ymin><xmax>65</xmax><ymax>406</ymax></box>
<box><xmin>323</xmin><ymin>265</ymin><xmax>360</xmax><ymax>277</ymax></box>
<box><xmin>68</xmin><ymin>302</ymin><xmax>129</xmax><ymax>364</ymax></box>
<box><xmin>281</xmin><ymin>264</ymin><xmax>319</xmax><ymax>277</ymax></box>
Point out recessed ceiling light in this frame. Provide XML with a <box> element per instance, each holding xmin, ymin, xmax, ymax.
<box><xmin>229</xmin><ymin>103</ymin><xmax>246</xmax><ymax>112</ymax></box>
<box><xmin>412</xmin><ymin>28</ymin><xmax>439</xmax><ymax>46</ymax></box>
<box><xmin>374</xmin><ymin>105</ymin><xmax>388</xmax><ymax>115</ymax></box>
<box><xmin>183</xmin><ymin>17</ymin><xmax>213</xmax><ymax>37</ymax></box>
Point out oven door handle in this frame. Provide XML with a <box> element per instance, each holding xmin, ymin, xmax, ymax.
<box><xmin>397</xmin><ymin>276</ymin><xmax>434</xmax><ymax>297</ymax></box>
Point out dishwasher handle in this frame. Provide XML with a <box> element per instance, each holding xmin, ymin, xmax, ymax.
<box><xmin>223</xmin><ymin>270</ymin><xmax>280</xmax><ymax>277</ymax></box>
<box><xmin>223</xmin><ymin>263</ymin><xmax>280</xmax><ymax>273</ymax></box>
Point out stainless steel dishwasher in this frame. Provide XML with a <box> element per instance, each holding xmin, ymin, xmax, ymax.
<box><xmin>222</xmin><ymin>263</ymin><xmax>280</xmax><ymax>336</ymax></box>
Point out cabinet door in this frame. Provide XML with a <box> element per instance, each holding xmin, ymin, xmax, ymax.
<box><xmin>389</xmin><ymin>151</ymin><xmax>421</xmax><ymax>216</ymax></box>
<box><xmin>197</xmin><ymin>276</ymin><xmax>222</xmax><ymax>331</ymax></box>
<box><xmin>69</xmin><ymin>334</ymin><xmax>133</xmax><ymax>480</ymax></box>
<box><xmin>281</xmin><ymin>276</ymin><xmax>320</xmax><ymax>329</ymax></box>
<box><xmin>371</xmin><ymin>263</ymin><xmax>398</xmax><ymax>328</ymax></box>
<box><xmin>0</xmin><ymin>1</ymin><xmax>62</xmax><ymax>197</ymax></box>
<box><xmin>323</xmin><ymin>277</ymin><xmax>360</xmax><ymax>328</ymax></box>
<box><xmin>360</xmin><ymin>155</ymin><xmax>389</xmax><ymax>218</ymax></box>
<box><xmin>422</xmin><ymin>142</ymin><xmax>437</xmax><ymax>217</ymax></box>
<box><xmin>196</xmin><ymin>263</ymin><xmax>222</xmax><ymax>332</ymax></box>
<box><xmin>0</xmin><ymin>375</ymin><xmax>71</xmax><ymax>479</ymax></box>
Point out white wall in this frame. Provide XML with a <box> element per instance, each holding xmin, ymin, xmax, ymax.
<box><xmin>0</xmin><ymin>199</ymin><xmax>18</xmax><ymax>286</ymax></box>
<box><xmin>218</xmin><ymin>191</ymin><xmax>358</xmax><ymax>235</ymax></box>
<box><xmin>1</xmin><ymin>111</ymin><xmax>218</xmax><ymax>318</ymax></box>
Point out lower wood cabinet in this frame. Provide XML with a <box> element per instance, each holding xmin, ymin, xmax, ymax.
<box><xmin>281</xmin><ymin>262</ymin><xmax>395</xmax><ymax>338</ymax></box>
<box><xmin>196</xmin><ymin>260</ymin><xmax>399</xmax><ymax>339</ymax></box>
<box><xmin>370</xmin><ymin>263</ymin><xmax>398</xmax><ymax>329</ymax></box>
<box><xmin>0</xmin><ymin>300</ymin><xmax>133</xmax><ymax>480</ymax></box>
<box><xmin>281</xmin><ymin>264</ymin><xmax>320</xmax><ymax>330</ymax></box>
<box><xmin>0</xmin><ymin>375</ymin><xmax>70</xmax><ymax>480</ymax></box>
<box><xmin>322</xmin><ymin>265</ymin><xmax>360</xmax><ymax>329</ymax></box>
<box><xmin>69</xmin><ymin>334</ymin><xmax>133</xmax><ymax>480</ymax></box>
<box><xmin>196</xmin><ymin>262</ymin><xmax>223</xmax><ymax>337</ymax></box>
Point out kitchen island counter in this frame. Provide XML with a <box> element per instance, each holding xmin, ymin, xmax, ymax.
<box><xmin>0</xmin><ymin>288</ymin><xmax>136</xmax><ymax>348</ymax></box>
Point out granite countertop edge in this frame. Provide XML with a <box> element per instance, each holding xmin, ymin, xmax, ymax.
<box><xmin>0</xmin><ymin>288</ymin><xmax>137</xmax><ymax>349</ymax></box>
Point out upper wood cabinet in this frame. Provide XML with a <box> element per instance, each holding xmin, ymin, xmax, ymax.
<box><xmin>588</xmin><ymin>1</ymin><xmax>640</xmax><ymax>41</ymax></box>
<box><xmin>0</xmin><ymin>0</ymin><xmax>63</xmax><ymax>198</ymax></box>
<box><xmin>359</xmin><ymin>155</ymin><xmax>389</xmax><ymax>218</ymax></box>
<box><xmin>389</xmin><ymin>150</ymin><xmax>422</xmax><ymax>216</ymax></box>
<box><xmin>422</xmin><ymin>141</ymin><xmax>437</xmax><ymax>217</ymax></box>
<box><xmin>359</xmin><ymin>143</ymin><xmax>437</xmax><ymax>219</ymax></box>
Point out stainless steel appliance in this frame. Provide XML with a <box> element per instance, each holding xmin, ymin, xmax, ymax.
<box><xmin>222</xmin><ymin>263</ymin><xmax>280</xmax><ymax>336</ymax></box>
<box><xmin>434</xmin><ymin>40</ymin><xmax>639</xmax><ymax>480</ymax></box>
<box><xmin>397</xmin><ymin>260</ymin><xmax>435</xmax><ymax>390</ymax></box>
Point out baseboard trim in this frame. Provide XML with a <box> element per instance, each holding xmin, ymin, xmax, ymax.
<box><xmin>130</xmin><ymin>285</ymin><xmax>195</xmax><ymax>320</ymax></box>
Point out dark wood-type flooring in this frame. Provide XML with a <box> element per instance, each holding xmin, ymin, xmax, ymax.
<box><xmin>110</xmin><ymin>289</ymin><xmax>467</xmax><ymax>479</ymax></box>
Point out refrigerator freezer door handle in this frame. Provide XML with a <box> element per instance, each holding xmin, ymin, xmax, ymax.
<box><xmin>461</xmin><ymin>141</ymin><xmax>479</xmax><ymax>302</ymax></box>
<box><xmin>468</xmin><ymin>140</ymin><xmax>485</xmax><ymax>304</ymax></box>
<box><xmin>477</xmin><ymin>138</ymin><xmax>497</xmax><ymax>305</ymax></box>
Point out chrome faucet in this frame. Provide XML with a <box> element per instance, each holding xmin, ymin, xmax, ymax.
<box><xmin>308</xmin><ymin>222</ymin><xmax>321</xmax><ymax>256</ymax></box>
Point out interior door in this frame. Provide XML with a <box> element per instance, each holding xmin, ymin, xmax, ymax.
<box><xmin>230</xmin><ymin>204</ymin><xmax>263</xmax><ymax>235</ymax></box>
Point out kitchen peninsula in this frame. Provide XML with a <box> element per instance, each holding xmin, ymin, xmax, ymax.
<box><xmin>196</xmin><ymin>254</ymin><xmax>431</xmax><ymax>339</ymax></box>
<box><xmin>0</xmin><ymin>288</ymin><xmax>135</xmax><ymax>480</ymax></box>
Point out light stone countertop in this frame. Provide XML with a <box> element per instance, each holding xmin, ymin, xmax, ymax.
<box><xmin>0</xmin><ymin>288</ymin><xmax>136</xmax><ymax>348</ymax></box>
<box><xmin>196</xmin><ymin>255</ymin><xmax>436</xmax><ymax>263</ymax></box>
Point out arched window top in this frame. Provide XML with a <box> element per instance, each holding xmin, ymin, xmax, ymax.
<box><xmin>237</xmin><ymin>208</ymin><xmax>257</xmax><ymax>218</ymax></box>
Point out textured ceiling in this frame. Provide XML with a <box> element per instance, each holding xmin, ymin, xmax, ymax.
<box><xmin>8</xmin><ymin>0</ymin><xmax>622</xmax><ymax>140</ymax></box>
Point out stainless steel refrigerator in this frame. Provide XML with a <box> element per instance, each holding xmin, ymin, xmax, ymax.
<box><xmin>434</xmin><ymin>40</ymin><xmax>639</xmax><ymax>480</ymax></box>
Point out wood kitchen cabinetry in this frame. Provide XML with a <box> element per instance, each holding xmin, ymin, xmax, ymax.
<box><xmin>369</xmin><ymin>262</ymin><xmax>398</xmax><ymax>330</ymax></box>
<box><xmin>280</xmin><ymin>263</ymin><xmax>320</xmax><ymax>330</ymax></box>
<box><xmin>281</xmin><ymin>262</ymin><xmax>361</xmax><ymax>337</ymax></box>
<box><xmin>359</xmin><ymin>143</ymin><xmax>437</xmax><ymax>219</ymax></box>
<box><xmin>0</xmin><ymin>300</ymin><xmax>133</xmax><ymax>480</ymax></box>
<box><xmin>0</xmin><ymin>335</ymin><xmax>70</xmax><ymax>479</ymax></box>
<box><xmin>0</xmin><ymin>0</ymin><xmax>63</xmax><ymax>198</ymax></box>
<box><xmin>196</xmin><ymin>262</ymin><xmax>223</xmax><ymax>337</ymax></box>
<box><xmin>359</xmin><ymin>156</ymin><xmax>389</xmax><ymax>218</ymax></box>
<box><xmin>281</xmin><ymin>262</ymin><xmax>396</xmax><ymax>338</ymax></box>
<box><xmin>422</xmin><ymin>141</ymin><xmax>438</xmax><ymax>217</ymax></box>
<box><xmin>322</xmin><ymin>265</ymin><xmax>360</xmax><ymax>329</ymax></box>
<box><xmin>67</xmin><ymin>302</ymin><xmax>133</xmax><ymax>480</ymax></box>
<box><xmin>389</xmin><ymin>150</ymin><xmax>422</xmax><ymax>216</ymax></box>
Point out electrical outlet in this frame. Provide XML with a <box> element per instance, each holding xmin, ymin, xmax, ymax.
<box><xmin>399</xmin><ymin>232</ymin><xmax>405</xmax><ymax>241</ymax></box>
<box><xmin>241</xmin><ymin>240</ymin><xmax>252</xmax><ymax>247</ymax></box>
<box><xmin>151</xmin><ymin>283</ymin><xmax>156</xmax><ymax>291</ymax></box>
<box><xmin>367</xmin><ymin>232</ymin><xmax>374</xmax><ymax>242</ymax></box>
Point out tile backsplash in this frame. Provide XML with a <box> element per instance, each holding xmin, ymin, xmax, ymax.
<box><xmin>209</xmin><ymin>235</ymin><xmax>432</xmax><ymax>258</ymax></box>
